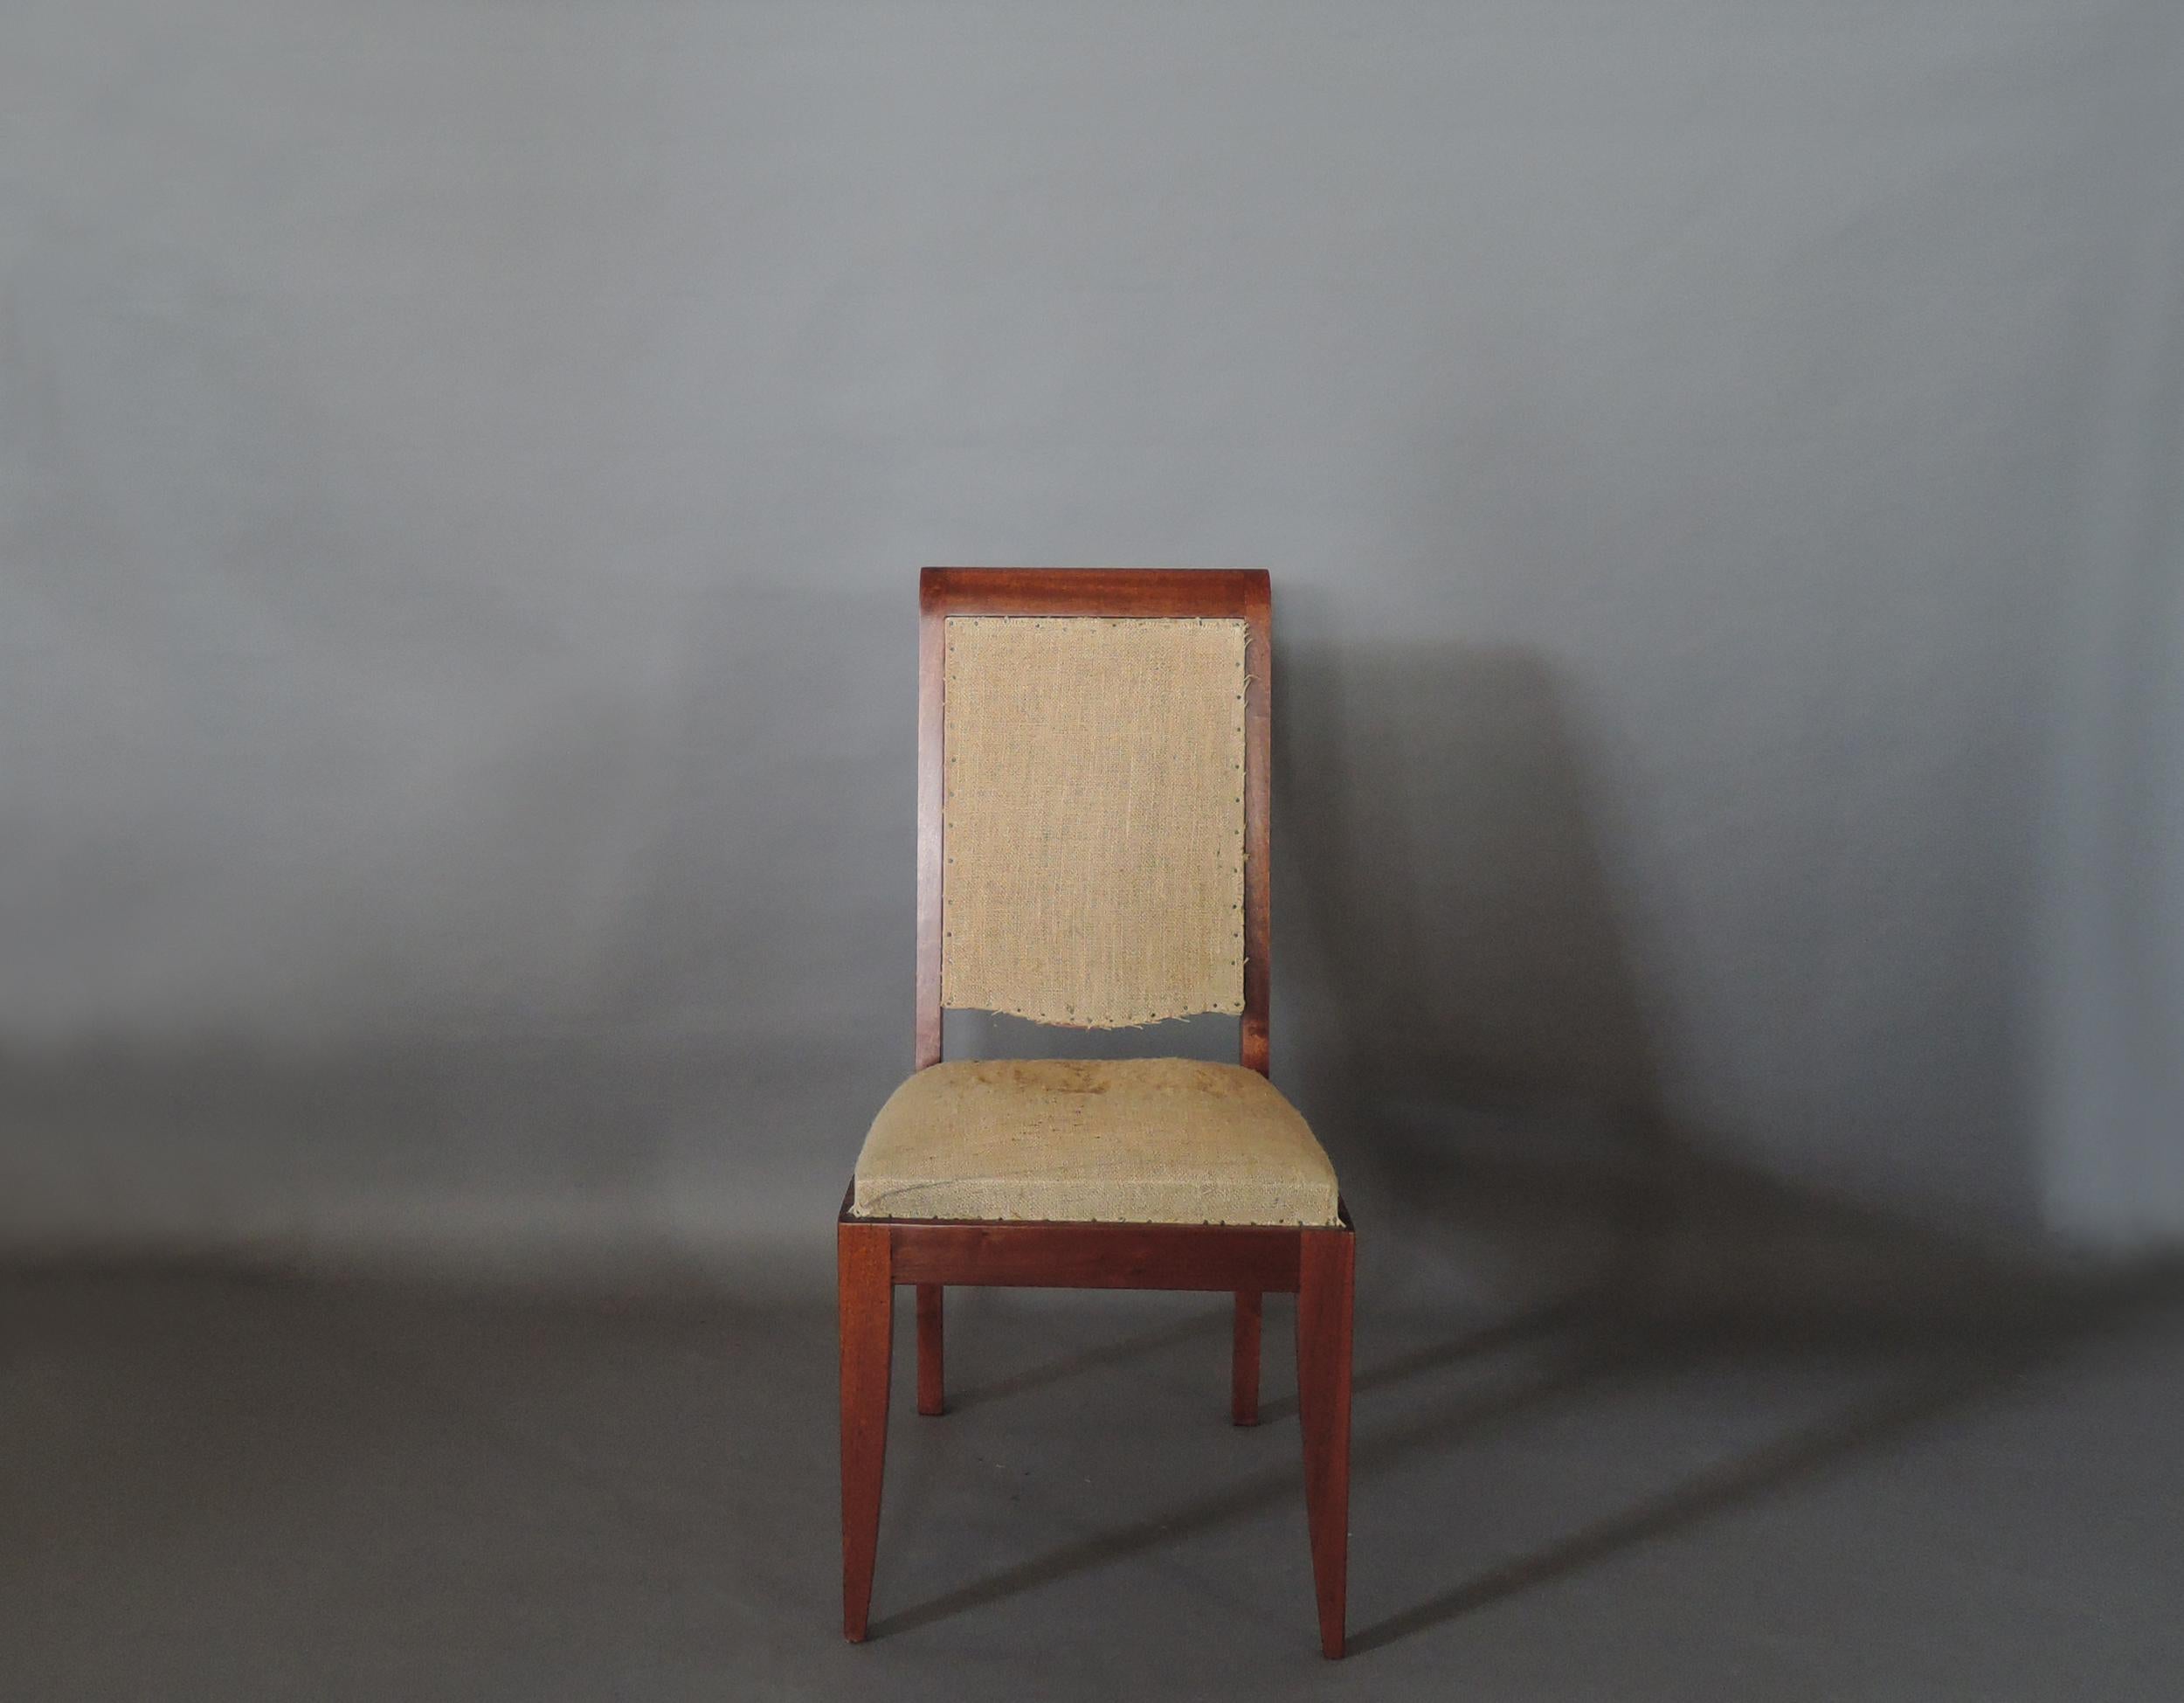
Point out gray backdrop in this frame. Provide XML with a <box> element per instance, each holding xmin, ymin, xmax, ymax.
<box><xmin>4</xmin><ymin>1</ymin><xmax>2181</xmax><ymax>1295</ymax></box>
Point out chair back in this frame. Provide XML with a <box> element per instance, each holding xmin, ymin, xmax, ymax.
<box><xmin>916</xmin><ymin>569</ymin><xmax>1273</xmax><ymax>1072</ymax></box>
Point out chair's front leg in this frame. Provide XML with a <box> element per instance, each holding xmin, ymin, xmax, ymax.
<box><xmin>1296</xmin><ymin>1229</ymin><xmax>1354</xmax><ymax>1658</ymax></box>
<box><xmin>1232</xmin><ymin>1289</ymin><xmax>1261</xmax><ymax>1426</ymax></box>
<box><xmin>839</xmin><ymin>1221</ymin><xmax>893</xmax><ymax>1641</ymax></box>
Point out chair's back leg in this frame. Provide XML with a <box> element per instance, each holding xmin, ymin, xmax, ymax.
<box><xmin>1232</xmin><ymin>1290</ymin><xmax>1262</xmax><ymax>1426</ymax></box>
<box><xmin>839</xmin><ymin>1222</ymin><xmax>893</xmax><ymax>1641</ymax></box>
<box><xmin>916</xmin><ymin>1284</ymin><xmax>946</xmax><ymax>1416</ymax></box>
<box><xmin>1296</xmin><ymin>1229</ymin><xmax>1354</xmax><ymax>1658</ymax></box>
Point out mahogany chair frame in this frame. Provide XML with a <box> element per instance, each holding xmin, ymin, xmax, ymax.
<box><xmin>839</xmin><ymin>567</ymin><xmax>1355</xmax><ymax>1658</ymax></box>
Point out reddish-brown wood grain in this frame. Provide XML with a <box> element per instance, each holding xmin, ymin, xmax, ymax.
<box><xmin>1232</xmin><ymin>1289</ymin><xmax>1263</xmax><ymax>1428</ymax></box>
<box><xmin>915</xmin><ymin>1284</ymin><xmax>945</xmax><ymax>1417</ymax></box>
<box><xmin>837</xmin><ymin>1220</ymin><xmax>892</xmax><ymax>1642</ymax></box>
<box><xmin>1297</xmin><ymin>1229</ymin><xmax>1355</xmax><ymax>1658</ymax></box>
<box><xmin>885</xmin><ymin>1216</ymin><xmax>1303</xmax><ymax>1291</ymax></box>
<box><xmin>914</xmin><ymin>576</ymin><xmax>947</xmax><ymax>1071</ymax></box>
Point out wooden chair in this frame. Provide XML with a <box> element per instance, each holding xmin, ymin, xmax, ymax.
<box><xmin>838</xmin><ymin>567</ymin><xmax>1355</xmax><ymax>1657</ymax></box>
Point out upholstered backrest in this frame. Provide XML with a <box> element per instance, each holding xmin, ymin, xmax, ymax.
<box><xmin>915</xmin><ymin>568</ymin><xmax>1272</xmax><ymax>1072</ymax></box>
<box><xmin>939</xmin><ymin>613</ymin><xmax>1250</xmax><ymax>1028</ymax></box>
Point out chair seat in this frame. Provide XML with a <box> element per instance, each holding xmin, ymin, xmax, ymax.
<box><xmin>850</xmin><ymin>1057</ymin><xmax>1341</xmax><ymax>1226</ymax></box>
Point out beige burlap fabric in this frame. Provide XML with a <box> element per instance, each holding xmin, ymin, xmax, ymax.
<box><xmin>941</xmin><ymin>615</ymin><xmax>1248</xmax><ymax>1028</ymax></box>
<box><xmin>850</xmin><ymin>1058</ymin><xmax>1341</xmax><ymax>1225</ymax></box>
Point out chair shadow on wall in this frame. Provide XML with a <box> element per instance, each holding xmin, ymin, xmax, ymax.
<box><xmin>1274</xmin><ymin>627</ymin><xmax>2169</xmax><ymax>1650</ymax></box>
<box><xmin>876</xmin><ymin>624</ymin><xmax>2164</xmax><ymax>1651</ymax></box>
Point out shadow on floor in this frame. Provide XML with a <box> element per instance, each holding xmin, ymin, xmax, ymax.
<box><xmin>1339</xmin><ymin>1325</ymin><xmax>2067</xmax><ymax>1653</ymax></box>
<box><xmin>870</xmin><ymin>1316</ymin><xmax>1624</xmax><ymax>1640</ymax></box>
<box><xmin>873</xmin><ymin>1276</ymin><xmax>2155</xmax><ymax>1650</ymax></box>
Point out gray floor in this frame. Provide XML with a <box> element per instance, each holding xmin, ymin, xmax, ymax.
<box><xmin>6</xmin><ymin>1267</ymin><xmax>2183</xmax><ymax>1702</ymax></box>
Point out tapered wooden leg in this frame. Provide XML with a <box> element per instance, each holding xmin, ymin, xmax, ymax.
<box><xmin>916</xmin><ymin>1284</ymin><xmax>945</xmax><ymax>1416</ymax></box>
<box><xmin>839</xmin><ymin>1222</ymin><xmax>893</xmax><ymax>1642</ymax></box>
<box><xmin>1296</xmin><ymin>1229</ymin><xmax>1354</xmax><ymax>1658</ymax></box>
<box><xmin>1231</xmin><ymin>1289</ymin><xmax>1261</xmax><ymax>1426</ymax></box>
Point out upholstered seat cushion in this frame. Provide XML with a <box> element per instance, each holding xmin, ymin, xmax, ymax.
<box><xmin>850</xmin><ymin>1057</ymin><xmax>1341</xmax><ymax>1226</ymax></box>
